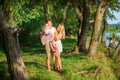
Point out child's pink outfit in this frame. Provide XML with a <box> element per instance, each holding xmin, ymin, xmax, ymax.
<box><xmin>40</xmin><ymin>27</ymin><xmax>55</xmax><ymax>45</ymax></box>
<box><xmin>49</xmin><ymin>41</ymin><xmax>57</xmax><ymax>52</ymax></box>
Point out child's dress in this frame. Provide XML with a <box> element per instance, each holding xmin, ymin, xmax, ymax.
<box><xmin>40</xmin><ymin>27</ymin><xmax>55</xmax><ymax>45</ymax></box>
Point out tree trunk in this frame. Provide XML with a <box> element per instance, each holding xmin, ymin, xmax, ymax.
<box><xmin>7</xmin><ymin>9</ymin><xmax>15</xmax><ymax>28</ymax></box>
<box><xmin>101</xmin><ymin>14</ymin><xmax>107</xmax><ymax>46</ymax></box>
<box><xmin>77</xmin><ymin>0</ymin><xmax>91</xmax><ymax>52</ymax></box>
<box><xmin>72</xmin><ymin>0</ymin><xmax>83</xmax><ymax>52</ymax></box>
<box><xmin>115</xmin><ymin>41</ymin><xmax>120</xmax><ymax>55</ymax></box>
<box><xmin>0</xmin><ymin>8</ymin><xmax>29</xmax><ymax>80</ymax></box>
<box><xmin>61</xmin><ymin>0</ymin><xmax>69</xmax><ymax>24</ymax></box>
<box><xmin>43</xmin><ymin>0</ymin><xmax>51</xmax><ymax>20</ymax></box>
<box><xmin>88</xmin><ymin>0</ymin><xmax>108</xmax><ymax>58</ymax></box>
<box><xmin>2</xmin><ymin>1</ymin><xmax>15</xmax><ymax>28</ymax></box>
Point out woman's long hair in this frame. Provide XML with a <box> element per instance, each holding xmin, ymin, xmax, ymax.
<box><xmin>59</xmin><ymin>23</ymin><xmax>65</xmax><ymax>39</ymax></box>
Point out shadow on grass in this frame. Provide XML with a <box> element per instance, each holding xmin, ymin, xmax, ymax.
<box><xmin>20</xmin><ymin>35</ymin><xmax>46</xmax><ymax>54</ymax></box>
<box><xmin>25</xmin><ymin>61</ymin><xmax>47</xmax><ymax>69</ymax></box>
<box><xmin>20</xmin><ymin>36</ymin><xmax>77</xmax><ymax>55</ymax></box>
<box><xmin>21</xmin><ymin>44</ymin><xmax>45</xmax><ymax>54</ymax></box>
<box><xmin>24</xmin><ymin>62</ymin><xmax>48</xmax><ymax>80</ymax></box>
<box><xmin>62</xmin><ymin>38</ymin><xmax>77</xmax><ymax>53</ymax></box>
<box><xmin>62</xmin><ymin>53</ymin><xmax>89</xmax><ymax>60</ymax></box>
<box><xmin>0</xmin><ymin>61</ymin><xmax>10</xmax><ymax>80</ymax></box>
<box><xmin>0</xmin><ymin>61</ymin><xmax>47</xmax><ymax>80</ymax></box>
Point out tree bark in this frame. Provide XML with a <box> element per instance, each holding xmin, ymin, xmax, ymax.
<box><xmin>58</xmin><ymin>1</ymin><xmax>69</xmax><ymax>40</ymax></box>
<box><xmin>1</xmin><ymin>0</ymin><xmax>15</xmax><ymax>28</ymax></box>
<box><xmin>0</xmin><ymin>8</ymin><xmax>29</xmax><ymax>80</ymax></box>
<box><xmin>115</xmin><ymin>41</ymin><xmax>120</xmax><ymax>55</ymax></box>
<box><xmin>88</xmin><ymin>0</ymin><xmax>108</xmax><ymax>58</ymax></box>
<box><xmin>101</xmin><ymin>13</ymin><xmax>107</xmax><ymax>46</ymax></box>
<box><xmin>61</xmin><ymin>0</ymin><xmax>69</xmax><ymax>24</ymax></box>
<box><xmin>77</xmin><ymin>0</ymin><xmax>91</xmax><ymax>52</ymax></box>
<box><xmin>43</xmin><ymin>0</ymin><xmax>51</xmax><ymax>21</ymax></box>
<box><xmin>72</xmin><ymin>0</ymin><xmax>83</xmax><ymax>52</ymax></box>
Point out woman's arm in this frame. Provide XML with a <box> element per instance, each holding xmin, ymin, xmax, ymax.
<box><xmin>54</xmin><ymin>30</ymin><xmax>62</xmax><ymax>41</ymax></box>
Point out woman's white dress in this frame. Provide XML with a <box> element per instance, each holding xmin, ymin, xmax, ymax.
<box><xmin>55</xmin><ymin>40</ymin><xmax>62</xmax><ymax>53</ymax></box>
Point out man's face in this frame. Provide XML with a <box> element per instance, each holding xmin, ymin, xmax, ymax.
<box><xmin>47</xmin><ymin>21</ymin><xmax>52</xmax><ymax>27</ymax></box>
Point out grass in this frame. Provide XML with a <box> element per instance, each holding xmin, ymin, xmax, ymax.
<box><xmin>0</xmin><ymin>35</ymin><xmax>119</xmax><ymax>80</ymax></box>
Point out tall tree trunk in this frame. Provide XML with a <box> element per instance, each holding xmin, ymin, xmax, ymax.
<box><xmin>59</xmin><ymin>0</ymin><xmax>69</xmax><ymax>39</ymax></box>
<box><xmin>0</xmin><ymin>8</ymin><xmax>29</xmax><ymax>80</ymax></box>
<box><xmin>43</xmin><ymin>0</ymin><xmax>51</xmax><ymax>21</ymax></box>
<box><xmin>115</xmin><ymin>41</ymin><xmax>120</xmax><ymax>55</ymax></box>
<box><xmin>61</xmin><ymin>0</ymin><xmax>69</xmax><ymax>24</ymax></box>
<box><xmin>88</xmin><ymin>0</ymin><xmax>108</xmax><ymax>58</ymax></box>
<box><xmin>101</xmin><ymin>14</ymin><xmax>107</xmax><ymax>46</ymax></box>
<box><xmin>7</xmin><ymin>9</ymin><xmax>15</xmax><ymax>28</ymax></box>
<box><xmin>72</xmin><ymin>0</ymin><xmax>83</xmax><ymax>52</ymax></box>
<box><xmin>2</xmin><ymin>1</ymin><xmax>15</xmax><ymax>28</ymax></box>
<box><xmin>77</xmin><ymin>0</ymin><xmax>91</xmax><ymax>52</ymax></box>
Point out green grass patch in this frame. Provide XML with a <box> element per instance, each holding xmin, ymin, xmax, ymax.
<box><xmin>0</xmin><ymin>37</ymin><xmax>119</xmax><ymax>80</ymax></box>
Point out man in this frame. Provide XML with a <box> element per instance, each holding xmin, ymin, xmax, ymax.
<box><xmin>40</xmin><ymin>19</ymin><xmax>57</xmax><ymax>71</ymax></box>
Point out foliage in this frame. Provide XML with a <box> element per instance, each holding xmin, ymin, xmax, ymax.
<box><xmin>107</xmin><ymin>23</ymin><xmax>120</xmax><ymax>41</ymax></box>
<box><xmin>64</xmin><ymin>6</ymin><xmax>78</xmax><ymax>37</ymax></box>
<box><xmin>0</xmin><ymin>0</ymin><xmax>120</xmax><ymax>80</ymax></box>
<box><xmin>0</xmin><ymin>0</ymin><xmax>44</xmax><ymax>26</ymax></box>
<box><xmin>107</xmin><ymin>0</ymin><xmax>120</xmax><ymax>21</ymax></box>
<box><xmin>114</xmin><ymin>55</ymin><xmax>120</xmax><ymax>79</ymax></box>
<box><xmin>12</xmin><ymin>1</ymin><xmax>43</xmax><ymax>26</ymax></box>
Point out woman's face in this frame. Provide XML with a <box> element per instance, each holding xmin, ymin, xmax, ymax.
<box><xmin>57</xmin><ymin>25</ymin><xmax>61</xmax><ymax>32</ymax></box>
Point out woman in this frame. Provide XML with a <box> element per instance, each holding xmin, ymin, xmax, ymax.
<box><xmin>54</xmin><ymin>23</ymin><xmax>65</xmax><ymax>71</ymax></box>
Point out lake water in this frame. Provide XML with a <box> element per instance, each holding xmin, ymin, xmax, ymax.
<box><xmin>106</xmin><ymin>32</ymin><xmax>120</xmax><ymax>46</ymax></box>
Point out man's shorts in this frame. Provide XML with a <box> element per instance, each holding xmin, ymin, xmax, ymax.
<box><xmin>45</xmin><ymin>43</ymin><xmax>59</xmax><ymax>57</ymax></box>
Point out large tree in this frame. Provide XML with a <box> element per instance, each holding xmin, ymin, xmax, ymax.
<box><xmin>77</xmin><ymin>0</ymin><xmax>91</xmax><ymax>52</ymax></box>
<box><xmin>72</xmin><ymin>0</ymin><xmax>83</xmax><ymax>52</ymax></box>
<box><xmin>61</xmin><ymin>0</ymin><xmax>69</xmax><ymax>24</ymax></box>
<box><xmin>0</xmin><ymin>6</ymin><xmax>29</xmax><ymax>80</ymax></box>
<box><xmin>115</xmin><ymin>41</ymin><xmax>120</xmax><ymax>55</ymax></box>
<box><xmin>88</xmin><ymin>0</ymin><xmax>108</xmax><ymax>57</ymax></box>
<box><xmin>72</xmin><ymin>0</ymin><xmax>91</xmax><ymax>52</ymax></box>
<box><xmin>101</xmin><ymin>13</ymin><xmax>107</xmax><ymax>46</ymax></box>
<box><xmin>43</xmin><ymin>0</ymin><xmax>51</xmax><ymax>20</ymax></box>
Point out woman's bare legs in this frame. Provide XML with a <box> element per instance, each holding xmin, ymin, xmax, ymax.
<box><xmin>55</xmin><ymin>53</ymin><xmax>62</xmax><ymax>71</ymax></box>
<box><xmin>58</xmin><ymin>54</ymin><xmax>62</xmax><ymax>70</ymax></box>
<box><xmin>53</xmin><ymin>49</ymin><xmax>62</xmax><ymax>71</ymax></box>
<box><xmin>52</xmin><ymin>53</ymin><xmax>58</xmax><ymax>70</ymax></box>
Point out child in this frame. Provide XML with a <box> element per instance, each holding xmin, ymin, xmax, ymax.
<box><xmin>40</xmin><ymin>24</ymin><xmax>52</xmax><ymax>45</ymax></box>
<box><xmin>40</xmin><ymin>24</ymin><xmax>57</xmax><ymax>52</ymax></box>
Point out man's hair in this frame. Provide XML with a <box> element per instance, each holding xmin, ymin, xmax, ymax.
<box><xmin>46</xmin><ymin>19</ymin><xmax>51</xmax><ymax>23</ymax></box>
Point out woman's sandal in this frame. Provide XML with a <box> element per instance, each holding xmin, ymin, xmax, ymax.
<box><xmin>53</xmin><ymin>64</ymin><xmax>58</xmax><ymax>71</ymax></box>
